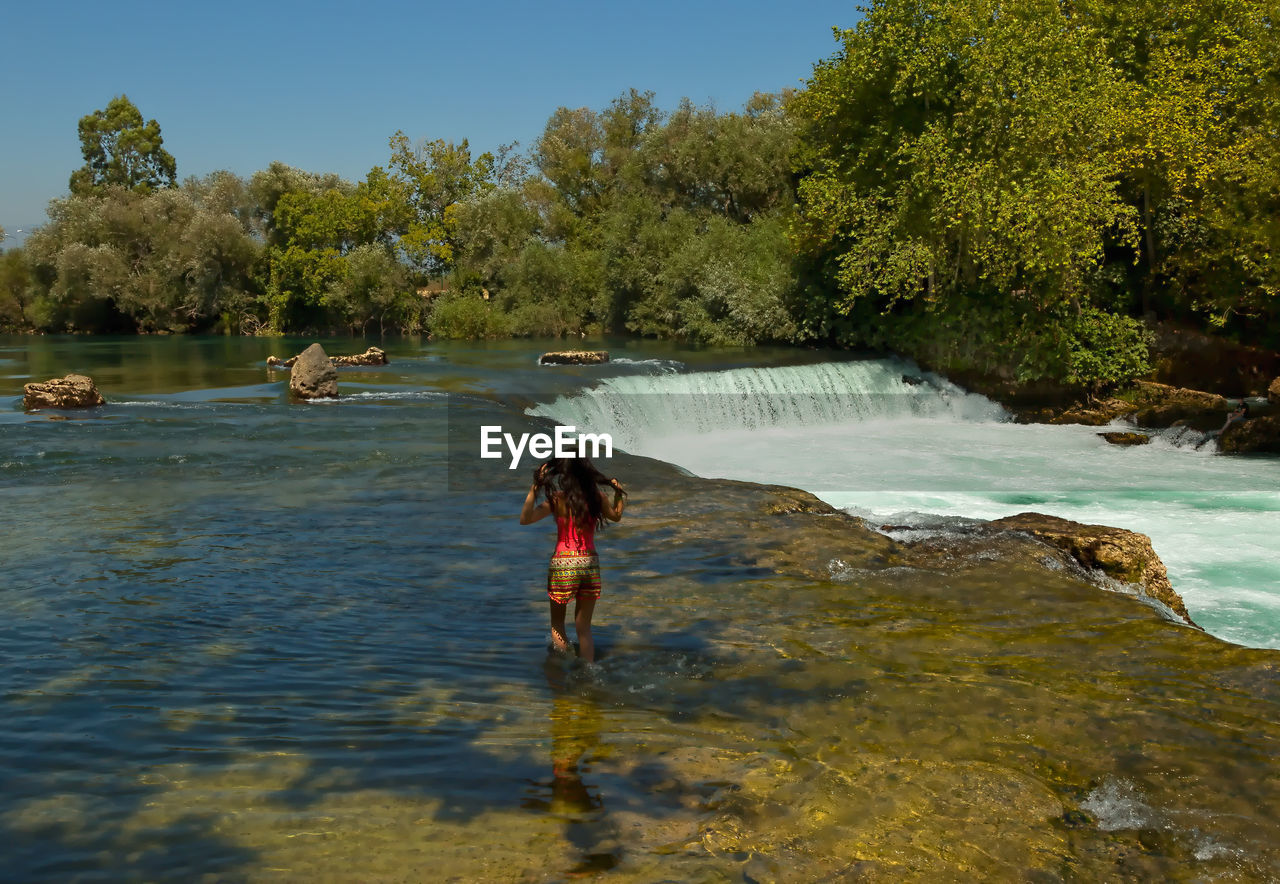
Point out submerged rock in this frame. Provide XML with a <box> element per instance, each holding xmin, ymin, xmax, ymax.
<box><xmin>288</xmin><ymin>343</ymin><xmax>338</xmax><ymax>400</ymax></box>
<box><xmin>988</xmin><ymin>512</ymin><xmax>1193</xmax><ymax>626</ymax></box>
<box><xmin>22</xmin><ymin>374</ymin><xmax>106</xmax><ymax>410</ymax></box>
<box><xmin>1098</xmin><ymin>431</ymin><xmax>1151</xmax><ymax>446</ymax></box>
<box><xmin>1219</xmin><ymin>414</ymin><xmax>1280</xmax><ymax>454</ymax></box>
<box><xmin>540</xmin><ymin>350</ymin><xmax>610</xmax><ymax>365</ymax></box>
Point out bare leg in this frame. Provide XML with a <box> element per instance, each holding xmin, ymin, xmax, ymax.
<box><xmin>549</xmin><ymin>600</ymin><xmax>571</xmax><ymax>653</ymax></box>
<box><xmin>574</xmin><ymin>595</ymin><xmax>597</xmax><ymax>663</ymax></box>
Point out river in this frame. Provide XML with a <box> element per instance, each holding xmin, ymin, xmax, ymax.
<box><xmin>2</xmin><ymin>336</ymin><xmax>1278</xmax><ymax>881</ymax></box>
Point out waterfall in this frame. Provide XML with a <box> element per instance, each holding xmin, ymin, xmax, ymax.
<box><xmin>530</xmin><ymin>357</ymin><xmax>1280</xmax><ymax>649</ymax></box>
<box><xmin>530</xmin><ymin>359</ymin><xmax>1008</xmax><ymax>452</ymax></box>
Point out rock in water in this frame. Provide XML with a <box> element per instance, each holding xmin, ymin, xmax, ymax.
<box><xmin>1045</xmin><ymin>398</ymin><xmax>1138</xmax><ymax>426</ymax></box>
<box><xmin>1131</xmin><ymin>380</ymin><xmax>1230</xmax><ymax>430</ymax></box>
<box><xmin>1219</xmin><ymin>414</ymin><xmax>1280</xmax><ymax>454</ymax></box>
<box><xmin>989</xmin><ymin>512</ymin><xmax>1194</xmax><ymax>626</ymax></box>
<box><xmin>288</xmin><ymin>343</ymin><xmax>338</xmax><ymax>400</ymax></box>
<box><xmin>1097</xmin><ymin>431</ymin><xmax>1150</xmax><ymax>446</ymax></box>
<box><xmin>23</xmin><ymin>374</ymin><xmax>106</xmax><ymax>410</ymax></box>
<box><xmin>1270</xmin><ymin>377</ymin><xmax>1280</xmax><ymax>406</ymax></box>
<box><xmin>331</xmin><ymin>346</ymin><xmax>388</xmax><ymax>366</ymax></box>
<box><xmin>539</xmin><ymin>350</ymin><xmax>610</xmax><ymax>365</ymax></box>
<box><xmin>269</xmin><ymin>346</ymin><xmax>388</xmax><ymax>369</ymax></box>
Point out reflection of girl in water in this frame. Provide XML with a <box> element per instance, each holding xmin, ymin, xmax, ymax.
<box><xmin>520</xmin><ymin>456</ymin><xmax>626</xmax><ymax>662</ymax></box>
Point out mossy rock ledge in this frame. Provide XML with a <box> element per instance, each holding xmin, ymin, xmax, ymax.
<box><xmin>23</xmin><ymin>374</ymin><xmax>106</xmax><ymax>410</ymax></box>
<box><xmin>989</xmin><ymin>512</ymin><xmax>1194</xmax><ymax>626</ymax></box>
<box><xmin>1219</xmin><ymin>414</ymin><xmax>1280</xmax><ymax>454</ymax></box>
<box><xmin>1097</xmin><ymin>431</ymin><xmax>1150</xmax><ymax>446</ymax></box>
<box><xmin>1130</xmin><ymin>380</ymin><xmax>1230</xmax><ymax>430</ymax></box>
<box><xmin>539</xmin><ymin>350</ymin><xmax>609</xmax><ymax>365</ymax></box>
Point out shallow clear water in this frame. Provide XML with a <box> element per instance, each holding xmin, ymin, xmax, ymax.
<box><xmin>3</xmin><ymin>337</ymin><xmax>1280</xmax><ymax>881</ymax></box>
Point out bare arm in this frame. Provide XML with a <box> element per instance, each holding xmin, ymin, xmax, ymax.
<box><xmin>601</xmin><ymin>478</ymin><xmax>626</xmax><ymax>522</ymax></box>
<box><xmin>520</xmin><ymin>483</ymin><xmax>552</xmax><ymax>524</ymax></box>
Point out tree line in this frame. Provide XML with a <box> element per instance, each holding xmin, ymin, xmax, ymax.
<box><xmin>2</xmin><ymin>0</ymin><xmax>1276</xmax><ymax>390</ymax></box>
<box><xmin>791</xmin><ymin>0</ymin><xmax>1279</xmax><ymax>387</ymax></box>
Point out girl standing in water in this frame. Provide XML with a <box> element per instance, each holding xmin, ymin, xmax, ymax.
<box><xmin>520</xmin><ymin>456</ymin><xmax>626</xmax><ymax>663</ymax></box>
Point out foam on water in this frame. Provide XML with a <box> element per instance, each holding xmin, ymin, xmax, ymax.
<box><xmin>534</xmin><ymin>358</ymin><xmax>1280</xmax><ymax>648</ymax></box>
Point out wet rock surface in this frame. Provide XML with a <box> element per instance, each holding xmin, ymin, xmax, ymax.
<box><xmin>1041</xmin><ymin>398</ymin><xmax>1137</xmax><ymax>426</ymax></box>
<box><xmin>540</xmin><ymin>350</ymin><xmax>610</xmax><ymax>365</ymax></box>
<box><xmin>986</xmin><ymin>511</ymin><xmax>1192</xmax><ymax>625</ymax></box>
<box><xmin>1130</xmin><ymin>380</ymin><xmax>1230</xmax><ymax>430</ymax></box>
<box><xmin>1098</xmin><ymin>431</ymin><xmax>1151</xmax><ymax>446</ymax></box>
<box><xmin>22</xmin><ymin>374</ymin><xmax>106</xmax><ymax>410</ymax></box>
<box><xmin>287</xmin><ymin>343</ymin><xmax>338</xmax><ymax>400</ymax></box>
<box><xmin>601</xmin><ymin>469</ymin><xmax>1280</xmax><ymax>881</ymax></box>
<box><xmin>268</xmin><ymin>345</ymin><xmax>388</xmax><ymax>369</ymax></box>
<box><xmin>1219</xmin><ymin>414</ymin><xmax>1280</xmax><ymax>454</ymax></box>
<box><xmin>330</xmin><ymin>346</ymin><xmax>388</xmax><ymax>366</ymax></box>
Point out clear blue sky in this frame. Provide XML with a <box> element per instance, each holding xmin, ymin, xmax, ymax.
<box><xmin>0</xmin><ymin>0</ymin><xmax>860</xmax><ymax>238</ymax></box>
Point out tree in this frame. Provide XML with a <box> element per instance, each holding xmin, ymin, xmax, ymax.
<box><xmin>0</xmin><ymin>247</ymin><xmax>33</xmax><ymax>329</ymax></box>
<box><xmin>388</xmin><ymin>132</ymin><xmax>495</xmax><ymax>274</ymax></box>
<box><xmin>790</xmin><ymin>0</ymin><xmax>1154</xmax><ymax>383</ymax></box>
<box><xmin>69</xmin><ymin>95</ymin><xmax>177</xmax><ymax>196</ymax></box>
<box><xmin>22</xmin><ymin>185</ymin><xmax>259</xmax><ymax>333</ymax></box>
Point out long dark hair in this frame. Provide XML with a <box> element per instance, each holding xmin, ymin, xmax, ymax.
<box><xmin>532</xmin><ymin>456</ymin><xmax>622</xmax><ymax>531</ymax></box>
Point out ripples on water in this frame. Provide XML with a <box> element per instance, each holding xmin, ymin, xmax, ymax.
<box><xmin>1</xmin><ymin>337</ymin><xmax>1279</xmax><ymax>881</ymax></box>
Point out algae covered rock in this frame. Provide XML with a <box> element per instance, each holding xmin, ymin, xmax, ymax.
<box><xmin>288</xmin><ymin>343</ymin><xmax>338</xmax><ymax>400</ymax></box>
<box><xmin>989</xmin><ymin>512</ymin><xmax>1193</xmax><ymax>625</ymax></box>
<box><xmin>1097</xmin><ymin>431</ymin><xmax>1150</xmax><ymax>446</ymax></box>
<box><xmin>539</xmin><ymin>350</ymin><xmax>610</xmax><ymax>365</ymax></box>
<box><xmin>23</xmin><ymin>374</ymin><xmax>106</xmax><ymax>410</ymax></box>
<box><xmin>1131</xmin><ymin>380</ymin><xmax>1229</xmax><ymax>430</ymax></box>
<box><xmin>331</xmin><ymin>346</ymin><xmax>387</xmax><ymax>366</ymax></box>
<box><xmin>1045</xmin><ymin>398</ymin><xmax>1138</xmax><ymax>426</ymax></box>
<box><xmin>1219</xmin><ymin>414</ymin><xmax>1280</xmax><ymax>454</ymax></box>
<box><xmin>269</xmin><ymin>345</ymin><xmax>388</xmax><ymax>369</ymax></box>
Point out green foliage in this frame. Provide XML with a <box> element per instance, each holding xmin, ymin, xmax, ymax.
<box><xmin>0</xmin><ymin>247</ymin><xmax>33</xmax><ymax>330</ymax></box>
<box><xmin>427</xmin><ymin>293</ymin><xmax>512</xmax><ymax>339</ymax></box>
<box><xmin>1062</xmin><ymin>307</ymin><xmax>1153</xmax><ymax>389</ymax></box>
<box><xmin>69</xmin><ymin>95</ymin><xmax>177</xmax><ymax>196</ymax></box>
<box><xmin>789</xmin><ymin>0</ymin><xmax>1276</xmax><ymax>383</ymax></box>
<box><xmin>23</xmin><ymin>185</ymin><xmax>259</xmax><ymax>333</ymax></box>
<box><xmin>446</xmin><ymin>89</ymin><xmax>803</xmax><ymax>344</ymax></box>
<box><xmin>326</xmin><ymin>244</ymin><xmax>422</xmax><ymax>335</ymax></box>
<box><xmin>388</xmin><ymin>132</ymin><xmax>495</xmax><ymax>274</ymax></box>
